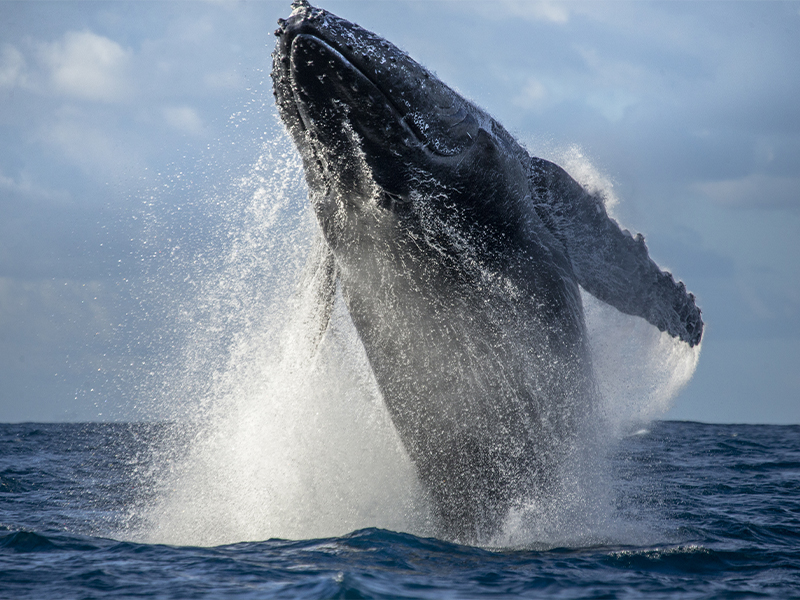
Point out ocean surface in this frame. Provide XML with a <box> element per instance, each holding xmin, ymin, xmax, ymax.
<box><xmin>1</xmin><ymin>420</ymin><xmax>798</xmax><ymax>599</ymax></box>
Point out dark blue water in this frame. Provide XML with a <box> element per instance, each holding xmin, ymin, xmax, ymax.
<box><xmin>1</xmin><ymin>421</ymin><xmax>798</xmax><ymax>599</ymax></box>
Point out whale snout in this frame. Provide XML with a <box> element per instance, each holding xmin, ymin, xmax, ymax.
<box><xmin>272</xmin><ymin>2</ymin><xmax>482</xmax><ymax>160</ymax></box>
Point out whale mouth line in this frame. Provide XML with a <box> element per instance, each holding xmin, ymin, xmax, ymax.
<box><xmin>282</xmin><ymin>28</ymin><xmax>442</xmax><ymax>156</ymax></box>
<box><xmin>293</xmin><ymin>35</ymin><xmax>402</xmax><ymax>126</ymax></box>
<box><xmin>310</xmin><ymin>35</ymin><xmax>408</xmax><ymax>117</ymax></box>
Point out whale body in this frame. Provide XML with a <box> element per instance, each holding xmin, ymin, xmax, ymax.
<box><xmin>272</xmin><ymin>0</ymin><xmax>703</xmax><ymax>542</ymax></box>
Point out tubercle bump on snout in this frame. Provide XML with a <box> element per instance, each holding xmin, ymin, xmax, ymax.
<box><xmin>275</xmin><ymin>1</ymin><xmax>326</xmax><ymax>41</ymax></box>
<box><xmin>272</xmin><ymin>2</ymin><xmax>478</xmax><ymax>158</ymax></box>
<box><xmin>273</xmin><ymin>15</ymin><xmax>418</xmax><ymax>145</ymax></box>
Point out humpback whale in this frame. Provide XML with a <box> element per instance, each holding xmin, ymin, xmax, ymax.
<box><xmin>272</xmin><ymin>0</ymin><xmax>703</xmax><ymax>542</ymax></box>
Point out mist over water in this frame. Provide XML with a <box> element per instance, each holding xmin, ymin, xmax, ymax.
<box><xmin>133</xmin><ymin>130</ymin><xmax>699</xmax><ymax>548</ymax></box>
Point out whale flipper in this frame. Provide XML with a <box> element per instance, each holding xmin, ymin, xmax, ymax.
<box><xmin>529</xmin><ymin>158</ymin><xmax>703</xmax><ymax>347</ymax></box>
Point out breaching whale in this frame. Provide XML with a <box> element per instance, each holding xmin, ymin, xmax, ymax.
<box><xmin>272</xmin><ymin>0</ymin><xmax>703</xmax><ymax>542</ymax></box>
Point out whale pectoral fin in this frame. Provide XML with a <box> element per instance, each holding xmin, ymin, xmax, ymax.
<box><xmin>297</xmin><ymin>230</ymin><xmax>338</xmax><ymax>354</ymax></box>
<box><xmin>529</xmin><ymin>158</ymin><xmax>704</xmax><ymax>347</ymax></box>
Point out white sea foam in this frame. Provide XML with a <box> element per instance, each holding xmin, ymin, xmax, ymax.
<box><xmin>137</xmin><ymin>132</ymin><xmax>429</xmax><ymax>545</ymax></box>
<box><xmin>135</xmin><ymin>132</ymin><xmax>697</xmax><ymax>548</ymax></box>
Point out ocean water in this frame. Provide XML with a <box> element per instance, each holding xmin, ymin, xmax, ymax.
<box><xmin>1</xmin><ymin>420</ymin><xmax>798</xmax><ymax>599</ymax></box>
<box><xmin>3</xmin><ymin>101</ymin><xmax>791</xmax><ymax>597</ymax></box>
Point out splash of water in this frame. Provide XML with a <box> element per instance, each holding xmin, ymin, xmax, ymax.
<box><xmin>136</xmin><ymin>131</ymin><xmax>429</xmax><ymax>545</ymax></box>
<box><xmin>134</xmin><ymin>132</ymin><xmax>698</xmax><ymax>548</ymax></box>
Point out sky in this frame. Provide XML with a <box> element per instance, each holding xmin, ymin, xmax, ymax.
<box><xmin>0</xmin><ymin>0</ymin><xmax>798</xmax><ymax>424</ymax></box>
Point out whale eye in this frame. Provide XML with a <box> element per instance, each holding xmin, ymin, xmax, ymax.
<box><xmin>447</xmin><ymin>110</ymin><xmax>479</xmax><ymax>141</ymax></box>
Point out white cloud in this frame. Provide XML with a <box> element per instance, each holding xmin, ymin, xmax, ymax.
<box><xmin>203</xmin><ymin>69</ymin><xmax>243</xmax><ymax>91</ymax></box>
<box><xmin>512</xmin><ymin>77</ymin><xmax>547</xmax><ymax>110</ymax></box>
<box><xmin>584</xmin><ymin>88</ymin><xmax>638</xmax><ymax>122</ymax></box>
<box><xmin>0</xmin><ymin>277</ymin><xmax>118</xmax><ymax>357</ymax></box>
<box><xmin>696</xmin><ymin>174</ymin><xmax>800</xmax><ymax>210</ymax></box>
<box><xmin>0</xmin><ymin>171</ymin><xmax>72</xmax><ymax>206</ymax></box>
<box><xmin>0</xmin><ymin>44</ymin><xmax>28</xmax><ymax>88</ymax></box>
<box><xmin>37</xmin><ymin>110</ymin><xmax>145</xmax><ymax>181</ymax></box>
<box><xmin>38</xmin><ymin>30</ymin><xmax>132</xmax><ymax>102</ymax></box>
<box><xmin>736</xmin><ymin>275</ymin><xmax>773</xmax><ymax>320</ymax></box>
<box><xmin>162</xmin><ymin>105</ymin><xmax>206</xmax><ymax>137</ymax></box>
<box><xmin>481</xmin><ymin>0</ymin><xmax>570</xmax><ymax>24</ymax></box>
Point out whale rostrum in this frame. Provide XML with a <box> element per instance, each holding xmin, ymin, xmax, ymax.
<box><xmin>272</xmin><ymin>2</ymin><xmax>703</xmax><ymax>542</ymax></box>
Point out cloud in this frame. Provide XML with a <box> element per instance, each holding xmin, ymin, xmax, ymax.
<box><xmin>203</xmin><ymin>69</ymin><xmax>243</xmax><ymax>91</ymax></box>
<box><xmin>38</xmin><ymin>30</ymin><xmax>132</xmax><ymax>102</ymax></box>
<box><xmin>0</xmin><ymin>171</ymin><xmax>72</xmax><ymax>206</ymax></box>
<box><xmin>0</xmin><ymin>275</ymin><xmax>129</xmax><ymax>421</ymax></box>
<box><xmin>493</xmin><ymin>1</ymin><xmax>570</xmax><ymax>24</ymax></box>
<box><xmin>36</xmin><ymin>109</ymin><xmax>145</xmax><ymax>181</ymax></box>
<box><xmin>695</xmin><ymin>174</ymin><xmax>800</xmax><ymax>210</ymax></box>
<box><xmin>162</xmin><ymin>105</ymin><xmax>206</xmax><ymax>137</ymax></box>
<box><xmin>511</xmin><ymin>77</ymin><xmax>548</xmax><ymax>110</ymax></box>
<box><xmin>0</xmin><ymin>44</ymin><xmax>28</xmax><ymax>88</ymax></box>
<box><xmin>584</xmin><ymin>88</ymin><xmax>638</xmax><ymax>122</ymax></box>
<box><xmin>0</xmin><ymin>276</ymin><xmax>115</xmax><ymax>347</ymax></box>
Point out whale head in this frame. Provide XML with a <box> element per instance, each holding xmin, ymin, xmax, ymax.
<box><xmin>271</xmin><ymin>1</ymin><xmax>531</xmax><ymax>244</ymax></box>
